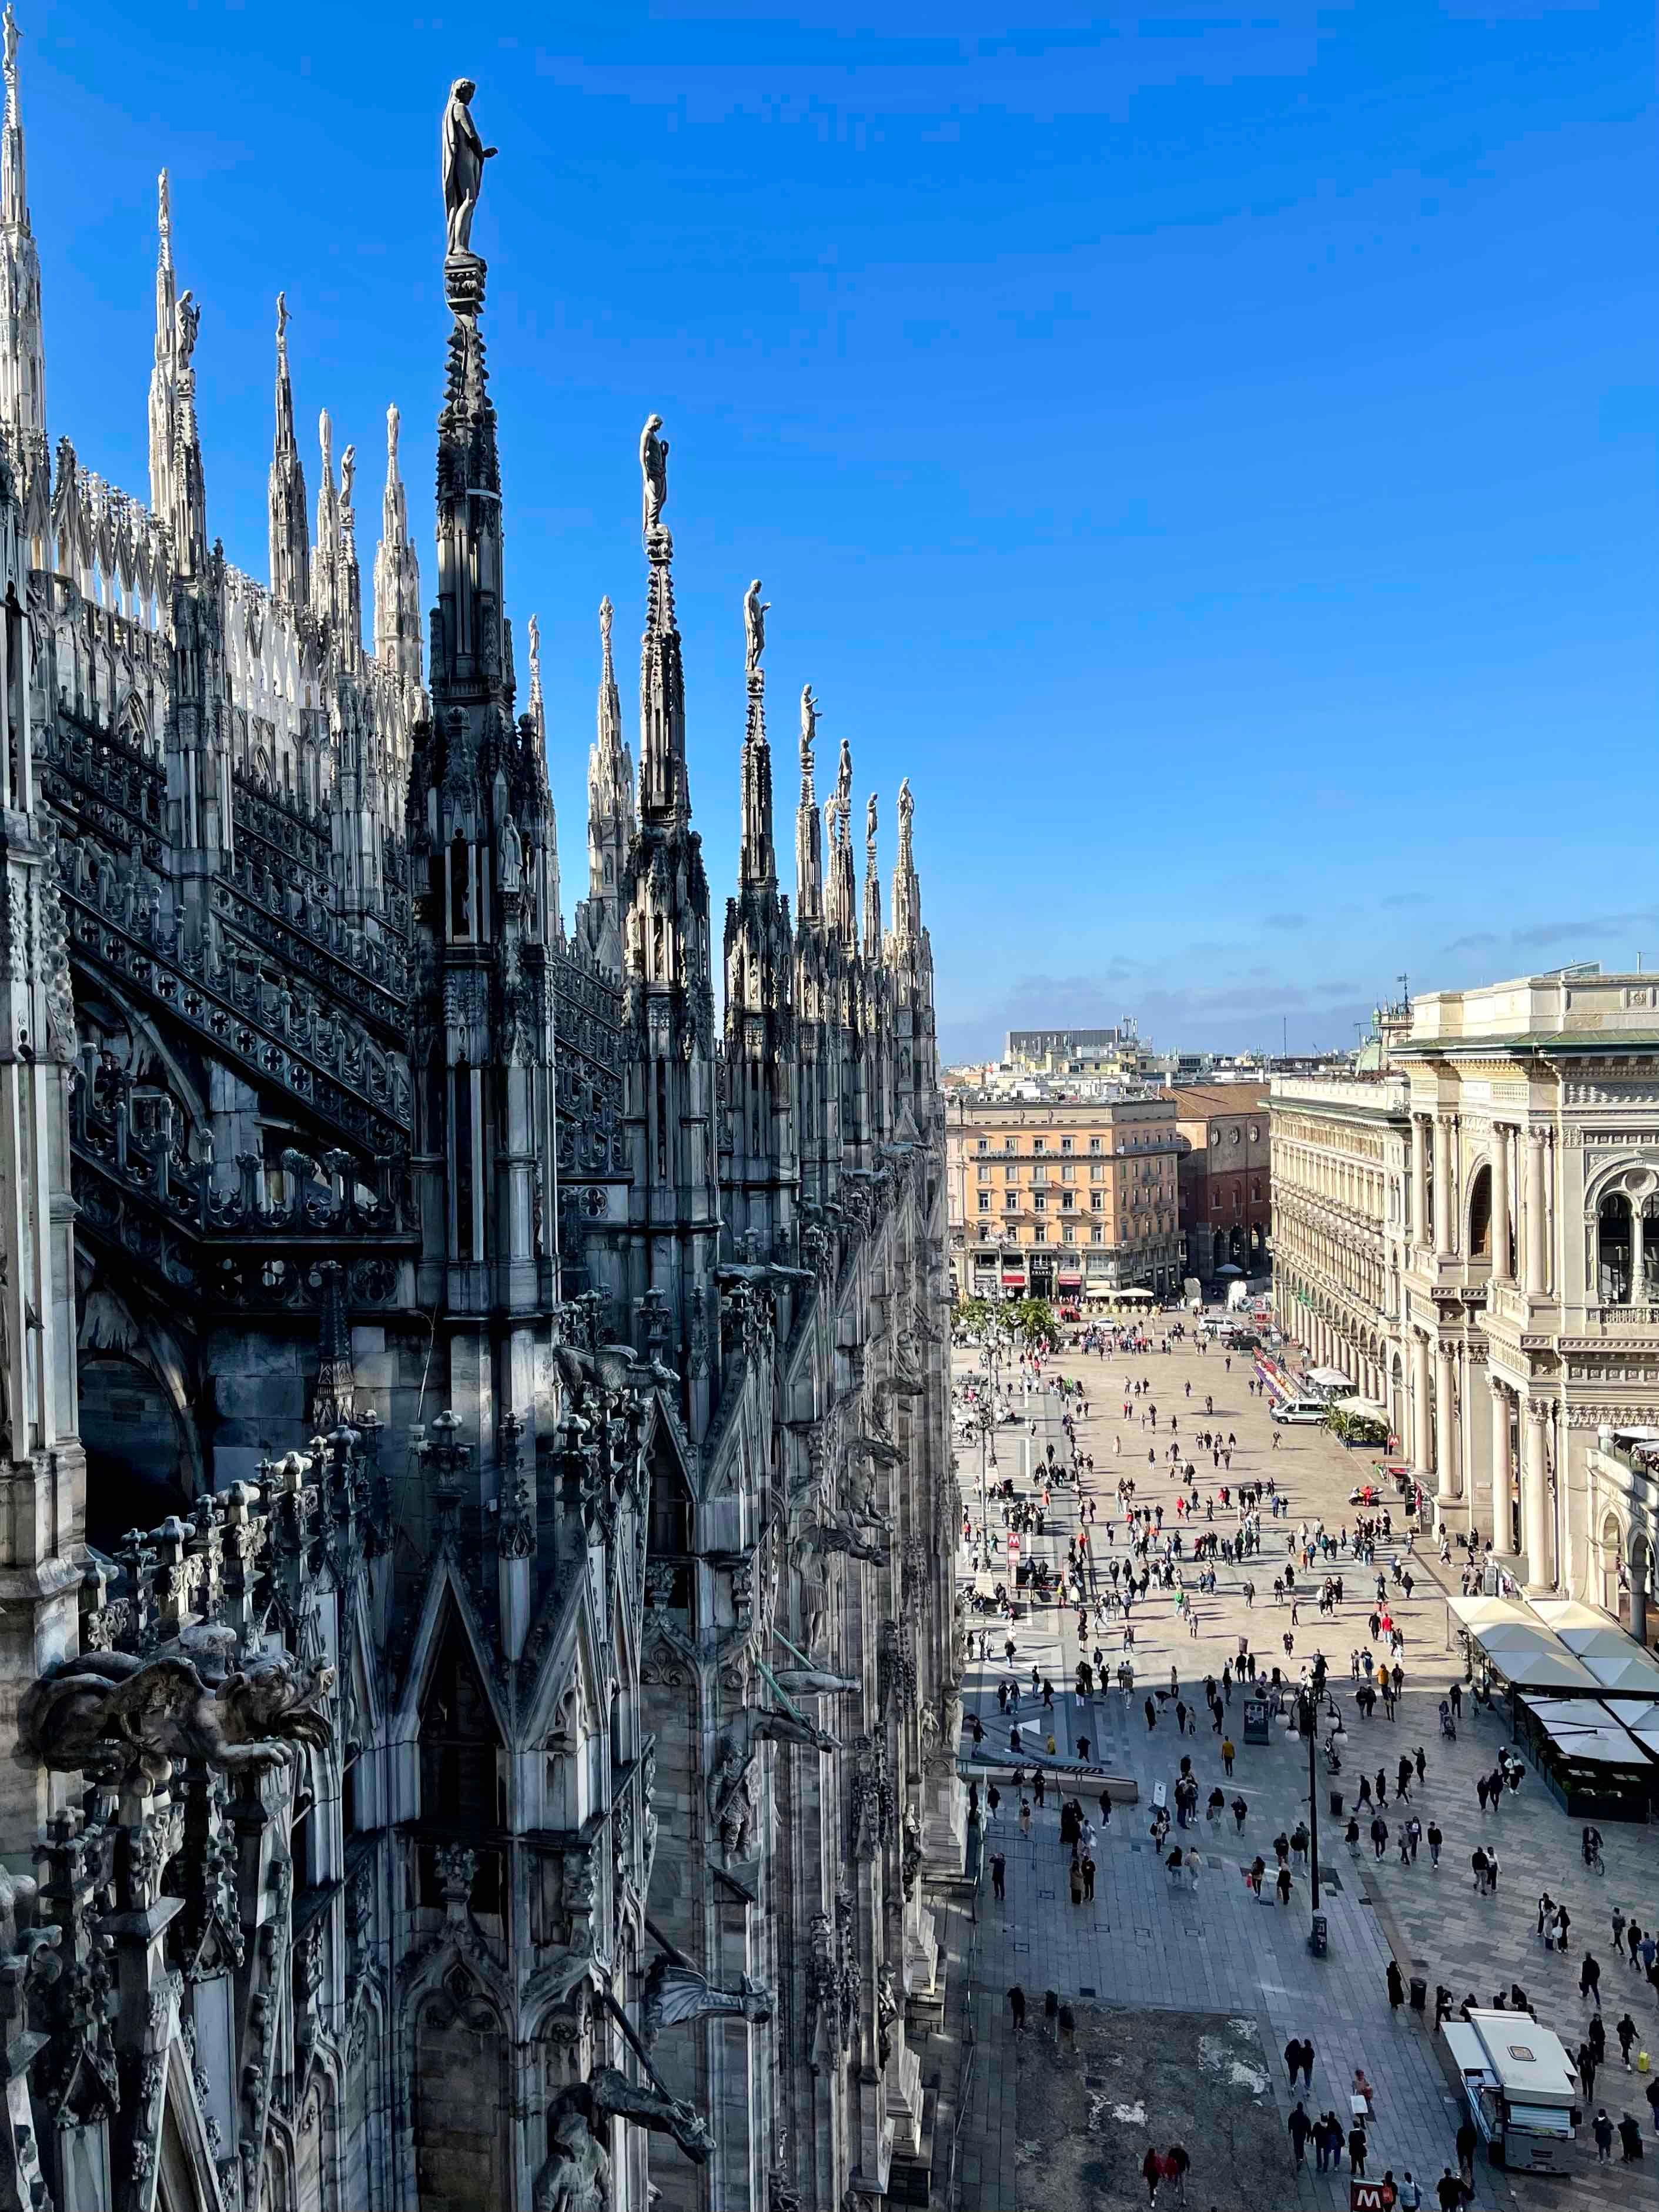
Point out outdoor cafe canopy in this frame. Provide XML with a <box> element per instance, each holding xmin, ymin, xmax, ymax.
<box><xmin>1446</xmin><ymin>1594</ymin><xmax>1603</xmax><ymax>1693</ymax></box>
<box><xmin>1530</xmin><ymin>1599</ymin><xmax>1659</xmax><ymax>1696</ymax></box>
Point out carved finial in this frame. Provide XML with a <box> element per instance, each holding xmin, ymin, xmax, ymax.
<box><xmin>156</xmin><ymin>168</ymin><xmax>170</xmax><ymax>259</ymax></box>
<box><xmin>317</xmin><ymin>408</ymin><xmax>333</xmax><ymax>482</ymax></box>
<box><xmin>527</xmin><ymin>612</ymin><xmax>543</xmax><ymax>714</ymax></box>
<box><xmin>275</xmin><ymin>289</ymin><xmax>289</xmax><ymax>355</ymax></box>
<box><xmin>599</xmin><ymin>593</ymin><xmax>613</xmax><ymax>650</ymax></box>
<box><xmin>386</xmin><ymin>400</ymin><xmax>400</xmax><ymax>471</ymax></box>
<box><xmin>640</xmin><ymin>413</ymin><xmax>668</xmax><ymax>541</ymax></box>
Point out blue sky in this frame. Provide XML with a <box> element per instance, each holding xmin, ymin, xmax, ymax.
<box><xmin>21</xmin><ymin>1</ymin><xmax>1655</xmax><ymax>1059</ymax></box>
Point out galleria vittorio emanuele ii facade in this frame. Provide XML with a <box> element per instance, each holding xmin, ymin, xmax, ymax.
<box><xmin>0</xmin><ymin>24</ymin><xmax>962</xmax><ymax>2211</ymax></box>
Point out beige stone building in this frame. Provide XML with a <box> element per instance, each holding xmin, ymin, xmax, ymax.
<box><xmin>946</xmin><ymin>1093</ymin><xmax>1182</xmax><ymax>1303</ymax></box>
<box><xmin>1272</xmin><ymin>968</ymin><xmax>1659</xmax><ymax>1635</ymax></box>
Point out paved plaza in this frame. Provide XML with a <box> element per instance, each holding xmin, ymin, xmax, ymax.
<box><xmin>949</xmin><ymin>1324</ymin><xmax>1659</xmax><ymax>2211</ymax></box>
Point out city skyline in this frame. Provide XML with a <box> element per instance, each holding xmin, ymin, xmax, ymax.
<box><xmin>22</xmin><ymin>0</ymin><xmax>1653</xmax><ymax>1063</ymax></box>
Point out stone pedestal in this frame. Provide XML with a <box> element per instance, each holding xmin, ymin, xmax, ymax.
<box><xmin>919</xmin><ymin>1764</ymin><xmax>965</xmax><ymax>1878</ymax></box>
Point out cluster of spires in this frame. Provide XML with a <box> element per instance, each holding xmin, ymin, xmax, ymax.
<box><xmin>0</xmin><ymin>1</ymin><xmax>925</xmax><ymax>971</ymax></box>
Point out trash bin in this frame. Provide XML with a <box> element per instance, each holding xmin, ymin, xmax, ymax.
<box><xmin>1309</xmin><ymin>1913</ymin><xmax>1327</xmax><ymax>1957</ymax></box>
<box><xmin>1410</xmin><ymin>1976</ymin><xmax>1427</xmax><ymax>2013</ymax></box>
<box><xmin>1329</xmin><ymin>1790</ymin><xmax>1344</xmax><ymax>1818</ymax></box>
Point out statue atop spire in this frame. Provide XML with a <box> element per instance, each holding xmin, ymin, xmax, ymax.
<box><xmin>800</xmin><ymin>684</ymin><xmax>816</xmax><ymax>781</ymax></box>
<box><xmin>0</xmin><ymin>0</ymin><xmax>44</xmax><ymax>452</ymax></box>
<box><xmin>637</xmin><ymin>414</ymin><xmax>688</xmax><ymax>829</ymax></box>
<box><xmin>794</xmin><ymin>684</ymin><xmax>822</xmax><ymax>926</ymax></box>
<box><xmin>862</xmin><ymin>790</ymin><xmax>882</xmax><ymax>958</ymax></box>
<box><xmin>373</xmin><ymin>399</ymin><xmax>422</xmax><ymax>687</ymax></box>
<box><xmin>441</xmin><ymin>78</ymin><xmax>494</xmax><ymax>315</ymax></box>
<box><xmin>147</xmin><ymin>170</ymin><xmax>177</xmax><ymax>515</ymax></box>
<box><xmin>738</xmin><ymin>578</ymin><xmax>774</xmax><ymax>891</ymax></box>
<box><xmin>268</xmin><ymin>289</ymin><xmax>309</xmax><ymax>604</ymax></box>
<box><xmin>2</xmin><ymin>3</ymin><xmax>26</xmax><ymax>228</ymax></box>
<box><xmin>640</xmin><ymin>413</ymin><xmax>668</xmax><ymax>543</ymax></box>
<box><xmin>742</xmin><ymin>578</ymin><xmax>768</xmax><ymax>678</ymax></box>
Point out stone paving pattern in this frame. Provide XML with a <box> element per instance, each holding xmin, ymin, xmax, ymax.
<box><xmin>951</xmin><ymin>1324</ymin><xmax>1659</xmax><ymax>2210</ymax></box>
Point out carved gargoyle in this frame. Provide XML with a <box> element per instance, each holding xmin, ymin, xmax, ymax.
<box><xmin>534</xmin><ymin>2067</ymin><xmax>712</xmax><ymax>2209</ymax></box>
<box><xmin>770</xmin><ymin>1666</ymin><xmax>859</xmax><ymax>1699</ymax></box>
<box><xmin>16</xmin><ymin>1638</ymin><xmax>333</xmax><ymax>1792</ymax></box>
<box><xmin>640</xmin><ymin>1952</ymin><xmax>772</xmax><ymax>2048</ymax></box>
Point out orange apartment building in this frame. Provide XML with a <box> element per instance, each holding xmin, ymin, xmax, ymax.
<box><xmin>945</xmin><ymin>1093</ymin><xmax>1182</xmax><ymax>1304</ymax></box>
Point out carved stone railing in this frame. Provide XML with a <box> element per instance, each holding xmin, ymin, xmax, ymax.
<box><xmin>230</xmin><ymin>764</ymin><xmax>333</xmax><ymax>881</ymax></box>
<box><xmin>71</xmin><ymin>1073</ymin><xmax>417</xmax><ymax>1309</ymax></box>
<box><xmin>62</xmin><ymin>875</ymin><xmax>410</xmax><ymax>1154</ymax></box>
<box><xmin>213</xmin><ymin>869</ymin><xmax>409</xmax><ymax>1028</ymax></box>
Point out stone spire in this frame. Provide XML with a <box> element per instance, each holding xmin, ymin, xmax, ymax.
<box><xmin>617</xmin><ymin>414</ymin><xmax>720</xmax><ymax>1438</ymax></box>
<box><xmin>373</xmin><ymin>401</ymin><xmax>422</xmax><ymax>687</ymax></box>
<box><xmin>794</xmin><ymin>684</ymin><xmax>822</xmax><ymax>927</ymax></box>
<box><xmin>574</xmin><ymin>594</ymin><xmax>634</xmax><ymax>976</ymax></box>
<box><xmin>146</xmin><ymin>170</ymin><xmax>176</xmax><ymax>521</ymax></box>
<box><xmin>636</xmin><ymin>413</ymin><xmax>688</xmax><ymax>830</ymax></box>
<box><xmin>890</xmin><ymin>775</ymin><xmax>921</xmax><ymax>949</ymax></box>
<box><xmin>861</xmin><ymin>789</ymin><xmax>882</xmax><ymax>959</ymax></box>
<box><xmin>168</xmin><ymin>281</ymin><xmax>206</xmax><ymax>578</ymax></box>
<box><xmin>310</xmin><ymin>407</ymin><xmax>340</xmax><ymax>630</ymax></box>
<box><xmin>0</xmin><ymin>2</ymin><xmax>44</xmax><ymax>452</ymax></box>
<box><xmin>825</xmin><ymin>734</ymin><xmax>857</xmax><ymax>951</ymax></box>
<box><xmin>267</xmin><ymin>292</ymin><xmax>309</xmax><ymax>605</ymax></box>
<box><xmin>409</xmin><ymin>76</ymin><xmax>557</xmax><ymax>1511</ymax></box>
<box><xmin>738</xmin><ymin>578</ymin><xmax>774</xmax><ymax>890</ymax></box>
<box><xmin>527</xmin><ymin>611</ymin><xmax>561</xmax><ymax>945</ymax></box>
<box><xmin>337</xmin><ymin>437</ymin><xmax>362</xmax><ymax>659</ymax></box>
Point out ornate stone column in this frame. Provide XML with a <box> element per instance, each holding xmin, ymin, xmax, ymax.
<box><xmin>1525</xmin><ymin>1130</ymin><xmax>1549</xmax><ymax>1299</ymax></box>
<box><xmin>1521</xmin><ymin>1398</ymin><xmax>1553</xmax><ymax>1591</ymax></box>
<box><xmin>1432</xmin><ymin>1116</ymin><xmax>1453</xmax><ymax>1253</ymax></box>
<box><xmin>1631</xmin><ymin>1206</ymin><xmax>1647</xmax><ymax>1307</ymax></box>
<box><xmin>1411</xmin><ymin>1330</ymin><xmax>1431</xmax><ymax>1485</ymax></box>
<box><xmin>1490</xmin><ymin>1125</ymin><xmax>1510</xmax><ymax>1284</ymax></box>
<box><xmin>1411</xmin><ymin>1116</ymin><xmax>1430</xmax><ymax>1246</ymax></box>
<box><xmin>1489</xmin><ymin>1380</ymin><xmax>1511</xmax><ymax>1546</ymax></box>
<box><xmin>1433</xmin><ymin>1342</ymin><xmax>1458</xmax><ymax>1502</ymax></box>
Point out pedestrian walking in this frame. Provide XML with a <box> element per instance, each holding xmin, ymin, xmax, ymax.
<box><xmin>1594</xmin><ymin>2109</ymin><xmax>1614</xmax><ymax>2165</ymax></box>
<box><xmin>1231</xmin><ymin>1794</ymin><xmax>1247</xmax><ymax>1833</ymax></box>
<box><xmin>1387</xmin><ymin>1960</ymin><xmax>1404</xmax><ymax>2010</ymax></box>
<box><xmin>1007</xmin><ymin>1985</ymin><xmax>1027</xmax><ymax>2032</ymax></box>
<box><xmin>1582</xmin><ymin>1952</ymin><xmax>1603</xmax><ymax>2010</ymax></box>
<box><xmin>1348</xmin><ymin>2124</ymin><xmax>1368</xmax><ymax>2177</ymax></box>
<box><xmin>1019</xmin><ymin>1800</ymin><xmax>1032</xmax><ymax>1840</ymax></box>
<box><xmin>1222</xmin><ymin>1735</ymin><xmax>1235</xmax><ymax>1776</ymax></box>
<box><xmin>1288</xmin><ymin>2103</ymin><xmax>1311</xmax><ymax>2167</ymax></box>
<box><xmin>1427</xmin><ymin>1821</ymin><xmax>1442</xmax><ymax>1868</ymax></box>
<box><xmin>1617</xmin><ymin>2012</ymin><xmax>1638</xmax><ymax>2067</ymax></box>
<box><xmin>991</xmin><ymin>1851</ymin><xmax>1006</xmax><ymax>1900</ymax></box>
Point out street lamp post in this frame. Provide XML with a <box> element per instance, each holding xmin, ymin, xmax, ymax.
<box><xmin>1296</xmin><ymin>1684</ymin><xmax>1322</xmax><ymax>1913</ymax></box>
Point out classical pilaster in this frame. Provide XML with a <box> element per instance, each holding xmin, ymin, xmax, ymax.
<box><xmin>1433</xmin><ymin>1343</ymin><xmax>1457</xmax><ymax>1503</ymax></box>
<box><xmin>1525</xmin><ymin>1128</ymin><xmax>1549</xmax><ymax>1298</ymax></box>
<box><xmin>1410</xmin><ymin>1329</ymin><xmax>1431</xmax><ymax>1487</ymax></box>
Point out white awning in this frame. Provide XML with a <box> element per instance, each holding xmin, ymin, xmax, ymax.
<box><xmin>1306</xmin><ymin>1366</ymin><xmax>1352</xmax><ymax>1389</ymax></box>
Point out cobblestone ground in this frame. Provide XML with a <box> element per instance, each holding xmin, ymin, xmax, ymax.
<box><xmin>950</xmin><ymin>1324</ymin><xmax>1659</xmax><ymax>2212</ymax></box>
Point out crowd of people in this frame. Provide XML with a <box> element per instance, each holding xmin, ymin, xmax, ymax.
<box><xmin>955</xmin><ymin>1313</ymin><xmax>1659</xmax><ymax>2202</ymax></box>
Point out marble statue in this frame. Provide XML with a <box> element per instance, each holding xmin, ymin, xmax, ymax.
<box><xmin>897</xmin><ymin>774</ymin><xmax>913</xmax><ymax>836</ymax></box>
<box><xmin>800</xmin><ymin>683</ymin><xmax>817</xmax><ymax>773</ymax></box>
<box><xmin>339</xmin><ymin>443</ymin><xmax>356</xmax><ymax>513</ymax></box>
<box><xmin>499</xmin><ymin>815</ymin><xmax>523</xmax><ymax>893</ymax></box>
<box><xmin>744</xmin><ymin>578</ymin><xmax>769</xmax><ymax>677</ymax></box>
<box><xmin>175</xmin><ymin>289</ymin><xmax>199</xmax><ymax>372</ymax></box>
<box><xmin>535</xmin><ymin>2068</ymin><xmax>712</xmax><ymax>2209</ymax></box>
<box><xmin>640</xmin><ymin>413</ymin><xmax>668</xmax><ymax>538</ymax></box>
<box><xmin>865</xmin><ymin>792</ymin><xmax>878</xmax><ymax>848</ymax></box>
<box><xmin>441</xmin><ymin>77</ymin><xmax>496</xmax><ymax>259</ymax></box>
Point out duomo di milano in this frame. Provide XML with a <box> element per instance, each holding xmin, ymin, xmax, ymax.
<box><xmin>0</xmin><ymin>24</ymin><xmax>964</xmax><ymax>2212</ymax></box>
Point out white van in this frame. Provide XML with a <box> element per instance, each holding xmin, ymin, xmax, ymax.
<box><xmin>1442</xmin><ymin>2010</ymin><xmax>1581</xmax><ymax>2171</ymax></box>
<box><xmin>1270</xmin><ymin>1397</ymin><xmax>1329</xmax><ymax>1426</ymax></box>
